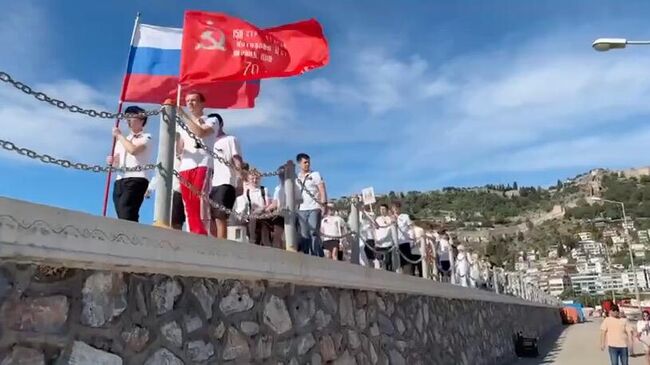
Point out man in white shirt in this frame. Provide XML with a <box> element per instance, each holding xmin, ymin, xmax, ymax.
<box><xmin>391</xmin><ymin>202</ymin><xmax>419</xmax><ymax>276</ymax></box>
<box><xmin>177</xmin><ymin>91</ymin><xmax>216</xmax><ymax>235</ymax></box>
<box><xmin>106</xmin><ymin>105</ymin><xmax>152</xmax><ymax>222</ymax></box>
<box><xmin>242</xmin><ymin>169</ymin><xmax>271</xmax><ymax>245</ymax></box>
<box><xmin>354</xmin><ymin>204</ymin><xmax>375</xmax><ymax>267</ymax></box>
<box><xmin>437</xmin><ymin>231</ymin><xmax>452</xmax><ymax>281</ymax></box>
<box><xmin>321</xmin><ymin>204</ymin><xmax>347</xmax><ymax>260</ymax></box>
<box><xmin>296</xmin><ymin>153</ymin><xmax>327</xmax><ymax>257</ymax></box>
<box><xmin>208</xmin><ymin>113</ymin><xmax>243</xmax><ymax>239</ymax></box>
<box><xmin>374</xmin><ymin>204</ymin><xmax>395</xmax><ymax>271</ymax></box>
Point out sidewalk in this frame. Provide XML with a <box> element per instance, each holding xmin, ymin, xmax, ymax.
<box><xmin>512</xmin><ymin>319</ymin><xmax>646</xmax><ymax>364</ymax></box>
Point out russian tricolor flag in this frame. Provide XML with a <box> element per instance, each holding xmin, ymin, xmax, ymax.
<box><xmin>121</xmin><ymin>23</ymin><xmax>260</xmax><ymax>108</ymax></box>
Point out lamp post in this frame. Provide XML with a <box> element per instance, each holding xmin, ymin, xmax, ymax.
<box><xmin>590</xmin><ymin>197</ymin><xmax>641</xmax><ymax>307</ymax></box>
<box><xmin>592</xmin><ymin>38</ymin><xmax>650</xmax><ymax>52</ymax></box>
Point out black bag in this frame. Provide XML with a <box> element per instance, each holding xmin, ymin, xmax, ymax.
<box><xmin>513</xmin><ymin>332</ymin><xmax>539</xmax><ymax>358</ymax></box>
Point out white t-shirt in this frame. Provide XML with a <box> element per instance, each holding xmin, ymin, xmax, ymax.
<box><xmin>374</xmin><ymin>216</ymin><xmax>393</xmax><ymax>248</ymax></box>
<box><xmin>395</xmin><ymin>213</ymin><xmax>413</xmax><ymax>244</ymax></box>
<box><xmin>297</xmin><ymin>171</ymin><xmax>324</xmax><ymax>211</ymax></box>
<box><xmin>321</xmin><ymin>215</ymin><xmax>346</xmax><ymax>240</ymax></box>
<box><xmin>272</xmin><ymin>183</ymin><xmax>302</xmax><ymax>210</ymax></box>
<box><xmin>179</xmin><ymin>116</ymin><xmax>216</xmax><ymax>172</ymax></box>
<box><xmin>245</xmin><ymin>186</ymin><xmax>268</xmax><ymax>213</ymax></box>
<box><xmin>114</xmin><ymin>132</ymin><xmax>152</xmax><ymax>180</ymax></box>
<box><xmin>438</xmin><ymin>238</ymin><xmax>451</xmax><ymax>261</ymax></box>
<box><xmin>212</xmin><ymin>134</ymin><xmax>241</xmax><ymax>187</ymax></box>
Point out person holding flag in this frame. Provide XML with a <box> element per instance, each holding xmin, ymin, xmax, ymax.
<box><xmin>176</xmin><ymin>91</ymin><xmax>217</xmax><ymax>235</ymax></box>
<box><xmin>106</xmin><ymin>106</ymin><xmax>152</xmax><ymax>222</ymax></box>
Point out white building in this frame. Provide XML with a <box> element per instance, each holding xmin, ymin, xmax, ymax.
<box><xmin>548</xmin><ymin>276</ymin><xmax>570</xmax><ymax>296</ymax></box>
<box><xmin>570</xmin><ymin>272</ymin><xmax>600</xmax><ymax>295</ymax></box>
<box><xmin>578</xmin><ymin>232</ymin><xmax>593</xmax><ymax>241</ymax></box>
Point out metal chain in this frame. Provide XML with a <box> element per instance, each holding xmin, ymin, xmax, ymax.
<box><xmin>0</xmin><ymin>71</ymin><xmax>159</xmax><ymax>119</ymax></box>
<box><xmin>175</xmin><ymin>115</ymin><xmax>281</xmax><ymax>177</ymax></box>
<box><xmin>0</xmin><ymin>139</ymin><xmax>158</xmax><ymax>173</ymax></box>
<box><xmin>170</xmin><ymin>167</ymin><xmax>282</xmax><ymax>221</ymax></box>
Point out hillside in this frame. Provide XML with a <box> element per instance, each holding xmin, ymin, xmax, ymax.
<box><xmin>334</xmin><ymin>166</ymin><xmax>650</xmax><ymax>269</ymax></box>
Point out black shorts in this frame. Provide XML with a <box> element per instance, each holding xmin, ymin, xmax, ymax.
<box><xmin>172</xmin><ymin>191</ymin><xmax>185</xmax><ymax>228</ymax></box>
<box><xmin>439</xmin><ymin>260</ymin><xmax>451</xmax><ymax>272</ymax></box>
<box><xmin>209</xmin><ymin>184</ymin><xmax>237</xmax><ymax>220</ymax></box>
<box><xmin>323</xmin><ymin>239</ymin><xmax>340</xmax><ymax>251</ymax></box>
<box><xmin>398</xmin><ymin>242</ymin><xmax>420</xmax><ymax>267</ymax></box>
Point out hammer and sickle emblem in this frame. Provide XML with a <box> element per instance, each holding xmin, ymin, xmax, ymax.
<box><xmin>195</xmin><ymin>27</ymin><xmax>226</xmax><ymax>51</ymax></box>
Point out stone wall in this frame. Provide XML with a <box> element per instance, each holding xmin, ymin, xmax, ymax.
<box><xmin>0</xmin><ymin>262</ymin><xmax>560</xmax><ymax>365</ymax></box>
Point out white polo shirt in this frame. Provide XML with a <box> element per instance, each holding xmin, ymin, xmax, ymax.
<box><xmin>321</xmin><ymin>215</ymin><xmax>346</xmax><ymax>240</ymax></box>
<box><xmin>212</xmin><ymin>134</ymin><xmax>241</xmax><ymax>187</ymax></box>
<box><xmin>114</xmin><ymin>132</ymin><xmax>152</xmax><ymax>180</ymax></box>
<box><xmin>179</xmin><ymin>116</ymin><xmax>216</xmax><ymax>172</ymax></box>
<box><xmin>297</xmin><ymin>171</ymin><xmax>324</xmax><ymax>211</ymax></box>
<box><xmin>374</xmin><ymin>216</ymin><xmax>393</xmax><ymax>248</ymax></box>
<box><xmin>354</xmin><ymin>211</ymin><xmax>376</xmax><ymax>241</ymax></box>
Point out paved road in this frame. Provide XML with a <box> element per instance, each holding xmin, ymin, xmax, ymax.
<box><xmin>513</xmin><ymin>319</ymin><xmax>647</xmax><ymax>365</ymax></box>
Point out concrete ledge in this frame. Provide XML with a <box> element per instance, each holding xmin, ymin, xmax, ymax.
<box><xmin>0</xmin><ymin>197</ymin><xmax>552</xmax><ymax>307</ymax></box>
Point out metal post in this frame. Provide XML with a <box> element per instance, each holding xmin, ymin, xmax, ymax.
<box><xmin>604</xmin><ymin>243</ymin><xmax>616</xmax><ymax>302</ymax></box>
<box><xmin>283</xmin><ymin>160</ymin><xmax>298</xmax><ymax>252</ymax></box>
<box><xmin>349</xmin><ymin>198</ymin><xmax>360</xmax><ymax>265</ymax></box>
<box><xmin>153</xmin><ymin>103</ymin><xmax>176</xmax><ymax>227</ymax></box>
<box><xmin>621</xmin><ymin>203</ymin><xmax>642</xmax><ymax>308</ymax></box>
<box><xmin>493</xmin><ymin>268</ymin><xmax>500</xmax><ymax>294</ymax></box>
<box><xmin>390</xmin><ymin>221</ymin><xmax>401</xmax><ymax>273</ymax></box>
<box><xmin>421</xmin><ymin>235</ymin><xmax>430</xmax><ymax>280</ymax></box>
<box><xmin>449</xmin><ymin>242</ymin><xmax>456</xmax><ymax>284</ymax></box>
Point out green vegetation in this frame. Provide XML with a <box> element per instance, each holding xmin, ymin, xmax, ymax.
<box><xmin>566</xmin><ymin>173</ymin><xmax>650</xmax><ymax>220</ymax></box>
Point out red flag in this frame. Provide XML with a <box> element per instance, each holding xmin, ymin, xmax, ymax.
<box><xmin>180</xmin><ymin>11</ymin><xmax>329</xmax><ymax>84</ymax></box>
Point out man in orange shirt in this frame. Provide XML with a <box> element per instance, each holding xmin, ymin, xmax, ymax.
<box><xmin>600</xmin><ymin>304</ymin><xmax>633</xmax><ymax>365</ymax></box>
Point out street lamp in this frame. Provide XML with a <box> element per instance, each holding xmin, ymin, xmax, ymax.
<box><xmin>590</xmin><ymin>197</ymin><xmax>641</xmax><ymax>307</ymax></box>
<box><xmin>592</xmin><ymin>38</ymin><xmax>650</xmax><ymax>52</ymax></box>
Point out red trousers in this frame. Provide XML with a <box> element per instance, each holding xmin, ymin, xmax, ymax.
<box><xmin>179</xmin><ymin>166</ymin><xmax>210</xmax><ymax>235</ymax></box>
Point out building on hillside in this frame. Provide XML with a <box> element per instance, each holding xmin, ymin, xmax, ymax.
<box><xmin>548</xmin><ymin>275</ymin><xmax>571</xmax><ymax>296</ymax></box>
<box><xmin>578</xmin><ymin>232</ymin><xmax>593</xmax><ymax>241</ymax></box>
<box><xmin>638</xmin><ymin>230</ymin><xmax>650</xmax><ymax>244</ymax></box>
<box><xmin>630</xmin><ymin>243</ymin><xmax>646</xmax><ymax>258</ymax></box>
<box><xmin>579</xmin><ymin>240</ymin><xmax>603</xmax><ymax>257</ymax></box>
<box><xmin>570</xmin><ymin>272</ymin><xmax>600</xmax><ymax>295</ymax></box>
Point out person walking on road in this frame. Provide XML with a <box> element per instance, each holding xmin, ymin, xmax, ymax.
<box><xmin>601</xmin><ymin>304</ymin><xmax>634</xmax><ymax>365</ymax></box>
<box><xmin>637</xmin><ymin>310</ymin><xmax>650</xmax><ymax>364</ymax></box>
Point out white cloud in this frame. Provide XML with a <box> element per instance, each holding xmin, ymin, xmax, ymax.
<box><xmin>302</xmin><ymin>48</ymin><xmax>454</xmax><ymax>114</ymax></box>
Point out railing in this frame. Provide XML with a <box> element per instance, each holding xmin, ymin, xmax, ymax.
<box><xmin>0</xmin><ymin>70</ymin><xmax>561</xmax><ymax>307</ymax></box>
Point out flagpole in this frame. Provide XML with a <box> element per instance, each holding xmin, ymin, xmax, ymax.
<box><xmin>102</xmin><ymin>12</ymin><xmax>142</xmax><ymax>216</ymax></box>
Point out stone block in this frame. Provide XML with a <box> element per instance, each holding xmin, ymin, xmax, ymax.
<box><xmin>161</xmin><ymin>321</ymin><xmax>183</xmax><ymax>348</ymax></box>
<box><xmin>0</xmin><ymin>346</ymin><xmax>44</xmax><ymax>365</ymax></box>
<box><xmin>151</xmin><ymin>278</ymin><xmax>182</xmax><ymax>315</ymax></box>
<box><xmin>191</xmin><ymin>280</ymin><xmax>214</xmax><ymax>319</ymax></box>
<box><xmin>219</xmin><ymin>282</ymin><xmax>254</xmax><ymax>315</ymax></box>
<box><xmin>144</xmin><ymin>348</ymin><xmax>184</xmax><ymax>365</ymax></box>
<box><xmin>65</xmin><ymin>341</ymin><xmax>122</xmax><ymax>365</ymax></box>
<box><xmin>81</xmin><ymin>272</ymin><xmax>127</xmax><ymax>327</ymax></box>
<box><xmin>296</xmin><ymin>333</ymin><xmax>316</xmax><ymax>356</ymax></box>
<box><xmin>319</xmin><ymin>335</ymin><xmax>337</xmax><ymax>362</ymax></box>
<box><xmin>264</xmin><ymin>295</ymin><xmax>292</xmax><ymax>335</ymax></box>
<box><xmin>223</xmin><ymin>327</ymin><xmax>250</xmax><ymax>361</ymax></box>
<box><xmin>183</xmin><ymin>314</ymin><xmax>203</xmax><ymax>333</ymax></box>
<box><xmin>2</xmin><ymin>295</ymin><xmax>69</xmax><ymax>333</ymax></box>
<box><xmin>333</xmin><ymin>351</ymin><xmax>356</xmax><ymax>365</ymax></box>
<box><xmin>319</xmin><ymin>288</ymin><xmax>337</xmax><ymax>314</ymax></box>
<box><xmin>339</xmin><ymin>292</ymin><xmax>355</xmax><ymax>327</ymax></box>
<box><xmin>240</xmin><ymin>321</ymin><xmax>260</xmax><ymax>336</ymax></box>
<box><xmin>121</xmin><ymin>325</ymin><xmax>150</xmax><ymax>353</ymax></box>
<box><xmin>290</xmin><ymin>295</ymin><xmax>316</xmax><ymax>328</ymax></box>
<box><xmin>186</xmin><ymin>340</ymin><xmax>214</xmax><ymax>362</ymax></box>
<box><xmin>315</xmin><ymin>310</ymin><xmax>332</xmax><ymax>330</ymax></box>
<box><xmin>255</xmin><ymin>335</ymin><xmax>273</xmax><ymax>360</ymax></box>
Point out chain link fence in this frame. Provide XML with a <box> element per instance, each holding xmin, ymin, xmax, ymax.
<box><xmin>0</xmin><ymin>71</ymin><xmax>159</xmax><ymax>119</ymax></box>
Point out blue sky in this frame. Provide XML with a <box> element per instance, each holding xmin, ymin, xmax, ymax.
<box><xmin>2</xmin><ymin>0</ymin><xmax>650</xmax><ymax>222</ymax></box>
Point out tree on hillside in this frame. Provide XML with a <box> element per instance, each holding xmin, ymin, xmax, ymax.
<box><xmin>513</xmin><ymin>181</ymin><xmax>518</xmax><ymax>190</ymax></box>
<box><xmin>556</xmin><ymin>179</ymin><xmax>563</xmax><ymax>190</ymax></box>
